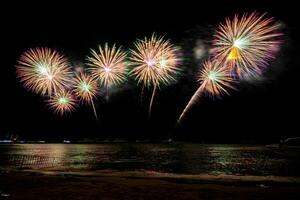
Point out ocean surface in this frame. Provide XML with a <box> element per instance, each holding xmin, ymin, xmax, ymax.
<box><xmin>1</xmin><ymin>143</ymin><xmax>300</xmax><ymax>176</ymax></box>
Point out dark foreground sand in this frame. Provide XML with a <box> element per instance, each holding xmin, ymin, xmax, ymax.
<box><xmin>1</xmin><ymin>170</ymin><xmax>300</xmax><ymax>200</ymax></box>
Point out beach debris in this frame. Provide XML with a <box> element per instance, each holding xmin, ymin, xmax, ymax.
<box><xmin>1</xmin><ymin>192</ymin><xmax>11</xmax><ymax>197</ymax></box>
<box><xmin>257</xmin><ymin>184</ymin><xmax>269</xmax><ymax>188</ymax></box>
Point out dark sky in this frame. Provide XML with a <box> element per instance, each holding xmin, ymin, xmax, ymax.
<box><xmin>1</xmin><ymin>0</ymin><xmax>299</xmax><ymax>142</ymax></box>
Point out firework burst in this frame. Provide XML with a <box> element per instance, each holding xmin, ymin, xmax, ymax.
<box><xmin>129</xmin><ymin>34</ymin><xmax>181</xmax><ymax>118</ymax></box>
<box><xmin>48</xmin><ymin>90</ymin><xmax>77</xmax><ymax>115</ymax></box>
<box><xmin>212</xmin><ymin>12</ymin><xmax>282</xmax><ymax>79</ymax></box>
<box><xmin>73</xmin><ymin>72</ymin><xmax>98</xmax><ymax>118</ymax></box>
<box><xmin>177</xmin><ymin>60</ymin><xmax>234</xmax><ymax>124</ymax></box>
<box><xmin>16</xmin><ymin>47</ymin><xmax>73</xmax><ymax>95</ymax></box>
<box><xmin>198</xmin><ymin>60</ymin><xmax>235</xmax><ymax>97</ymax></box>
<box><xmin>86</xmin><ymin>43</ymin><xmax>127</xmax><ymax>100</ymax></box>
<box><xmin>130</xmin><ymin>34</ymin><xmax>180</xmax><ymax>88</ymax></box>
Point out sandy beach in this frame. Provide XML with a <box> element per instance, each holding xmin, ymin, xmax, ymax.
<box><xmin>1</xmin><ymin>170</ymin><xmax>300</xmax><ymax>200</ymax></box>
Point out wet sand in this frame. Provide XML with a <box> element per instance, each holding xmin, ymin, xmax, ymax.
<box><xmin>1</xmin><ymin>171</ymin><xmax>300</xmax><ymax>200</ymax></box>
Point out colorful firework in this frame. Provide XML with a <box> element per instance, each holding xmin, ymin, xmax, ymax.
<box><xmin>86</xmin><ymin>43</ymin><xmax>127</xmax><ymax>100</ymax></box>
<box><xmin>212</xmin><ymin>12</ymin><xmax>282</xmax><ymax>79</ymax></box>
<box><xmin>130</xmin><ymin>34</ymin><xmax>180</xmax><ymax>88</ymax></box>
<box><xmin>48</xmin><ymin>90</ymin><xmax>77</xmax><ymax>115</ymax></box>
<box><xmin>177</xmin><ymin>60</ymin><xmax>234</xmax><ymax>124</ymax></box>
<box><xmin>73</xmin><ymin>72</ymin><xmax>98</xmax><ymax>118</ymax></box>
<box><xmin>129</xmin><ymin>34</ymin><xmax>181</xmax><ymax>118</ymax></box>
<box><xmin>16</xmin><ymin>47</ymin><xmax>72</xmax><ymax>95</ymax></box>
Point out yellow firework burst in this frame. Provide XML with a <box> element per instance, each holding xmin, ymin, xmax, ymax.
<box><xmin>130</xmin><ymin>34</ymin><xmax>181</xmax><ymax>118</ymax></box>
<box><xmin>198</xmin><ymin>60</ymin><xmax>234</xmax><ymax>96</ymax></box>
<box><xmin>177</xmin><ymin>60</ymin><xmax>234</xmax><ymax>124</ymax></box>
<box><xmin>212</xmin><ymin>12</ymin><xmax>282</xmax><ymax>78</ymax></box>
<box><xmin>16</xmin><ymin>47</ymin><xmax>72</xmax><ymax>95</ymax></box>
<box><xmin>48</xmin><ymin>91</ymin><xmax>77</xmax><ymax>115</ymax></box>
<box><xmin>86</xmin><ymin>43</ymin><xmax>127</xmax><ymax>88</ymax></box>
<box><xmin>72</xmin><ymin>72</ymin><xmax>98</xmax><ymax>118</ymax></box>
<box><xmin>73</xmin><ymin>72</ymin><xmax>98</xmax><ymax>104</ymax></box>
<box><xmin>129</xmin><ymin>34</ymin><xmax>181</xmax><ymax>88</ymax></box>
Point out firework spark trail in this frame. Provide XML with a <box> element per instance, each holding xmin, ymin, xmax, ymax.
<box><xmin>87</xmin><ymin>100</ymin><xmax>98</xmax><ymax>119</ymax></box>
<box><xmin>105</xmin><ymin>84</ymin><xmax>109</xmax><ymax>102</ymax></box>
<box><xmin>16</xmin><ymin>47</ymin><xmax>73</xmax><ymax>96</ymax></box>
<box><xmin>86</xmin><ymin>43</ymin><xmax>127</xmax><ymax>101</ymax></box>
<box><xmin>177</xmin><ymin>60</ymin><xmax>234</xmax><ymax>125</ymax></box>
<box><xmin>48</xmin><ymin>90</ymin><xmax>77</xmax><ymax>115</ymax></box>
<box><xmin>73</xmin><ymin>72</ymin><xmax>98</xmax><ymax>119</ymax></box>
<box><xmin>177</xmin><ymin>85</ymin><xmax>205</xmax><ymax>125</ymax></box>
<box><xmin>130</xmin><ymin>34</ymin><xmax>181</xmax><ymax>117</ymax></box>
<box><xmin>148</xmin><ymin>85</ymin><xmax>157</xmax><ymax>119</ymax></box>
<box><xmin>140</xmin><ymin>85</ymin><xmax>145</xmax><ymax>106</ymax></box>
<box><xmin>212</xmin><ymin>12</ymin><xmax>282</xmax><ymax>79</ymax></box>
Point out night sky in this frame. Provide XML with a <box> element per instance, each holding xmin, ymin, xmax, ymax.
<box><xmin>1</xmin><ymin>0</ymin><xmax>299</xmax><ymax>142</ymax></box>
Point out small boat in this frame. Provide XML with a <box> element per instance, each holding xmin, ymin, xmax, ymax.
<box><xmin>163</xmin><ymin>138</ymin><xmax>173</xmax><ymax>143</ymax></box>
<box><xmin>0</xmin><ymin>139</ymin><xmax>13</xmax><ymax>144</ymax></box>
<box><xmin>267</xmin><ymin>137</ymin><xmax>300</xmax><ymax>158</ymax></box>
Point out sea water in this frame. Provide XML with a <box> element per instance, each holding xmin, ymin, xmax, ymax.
<box><xmin>1</xmin><ymin>143</ymin><xmax>299</xmax><ymax>176</ymax></box>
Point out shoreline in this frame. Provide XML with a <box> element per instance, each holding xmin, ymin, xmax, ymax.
<box><xmin>3</xmin><ymin>168</ymin><xmax>300</xmax><ymax>185</ymax></box>
<box><xmin>1</xmin><ymin>170</ymin><xmax>300</xmax><ymax>199</ymax></box>
<box><xmin>12</xmin><ymin>170</ymin><xmax>300</xmax><ymax>185</ymax></box>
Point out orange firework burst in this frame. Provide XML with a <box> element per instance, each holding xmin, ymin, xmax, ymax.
<box><xmin>73</xmin><ymin>72</ymin><xmax>98</xmax><ymax>118</ymax></box>
<box><xmin>48</xmin><ymin>90</ymin><xmax>77</xmax><ymax>115</ymax></box>
<box><xmin>130</xmin><ymin>34</ymin><xmax>181</xmax><ymax>118</ymax></box>
<box><xmin>86</xmin><ymin>43</ymin><xmax>127</xmax><ymax>88</ymax></box>
<box><xmin>16</xmin><ymin>47</ymin><xmax>72</xmax><ymax>95</ymax></box>
<box><xmin>212</xmin><ymin>12</ymin><xmax>282</xmax><ymax>79</ymax></box>
<box><xmin>177</xmin><ymin>60</ymin><xmax>234</xmax><ymax>124</ymax></box>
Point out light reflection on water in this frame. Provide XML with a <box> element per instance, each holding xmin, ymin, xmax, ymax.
<box><xmin>0</xmin><ymin>144</ymin><xmax>299</xmax><ymax>176</ymax></box>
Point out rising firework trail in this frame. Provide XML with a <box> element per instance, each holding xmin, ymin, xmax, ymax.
<box><xmin>16</xmin><ymin>47</ymin><xmax>72</xmax><ymax>96</ymax></box>
<box><xmin>73</xmin><ymin>72</ymin><xmax>98</xmax><ymax>119</ymax></box>
<box><xmin>129</xmin><ymin>34</ymin><xmax>181</xmax><ymax>118</ymax></box>
<box><xmin>177</xmin><ymin>60</ymin><xmax>234</xmax><ymax>125</ymax></box>
<box><xmin>86</xmin><ymin>43</ymin><xmax>128</xmax><ymax>101</ymax></box>
<box><xmin>212</xmin><ymin>12</ymin><xmax>282</xmax><ymax>79</ymax></box>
